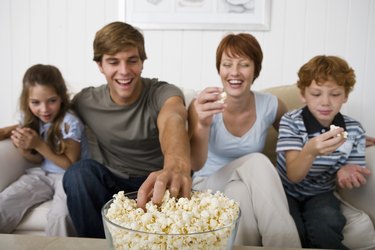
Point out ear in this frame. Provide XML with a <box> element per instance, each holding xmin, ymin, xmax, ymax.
<box><xmin>97</xmin><ymin>61</ymin><xmax>104</xmax><ymax>74</ymax></box>
<box><xmin>299</xmin><ymin>89</ymin><xmax>306</xmax><ymax>104</ymax></box>
<box><xmin>343</xmin><ymin>94</ymin><xmax>348</xmax><ymax>104</ymax></box>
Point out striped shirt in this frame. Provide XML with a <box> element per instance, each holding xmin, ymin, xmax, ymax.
<box><xmin>276</xmin><ymin>107</ymin><xmax>366</xmax><ymax>199</ymax></box>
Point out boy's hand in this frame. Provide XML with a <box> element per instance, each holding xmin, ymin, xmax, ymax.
<box><xmin>337</xmin><ymin>164</ymin><xmax>371</xmax><ymax>189</ymax></box>
<box><xmin>305</xmin><ymin>128</ymin><xmax>346</xmax><ymax>157</ymax></box>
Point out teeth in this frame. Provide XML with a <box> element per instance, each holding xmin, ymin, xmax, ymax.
<box><xmin>228</xmin><ymin>80</ymin><xmax>242</xmax><ymax>84</ymax></box>
<box><xmin>117</xmin><ymin>79</ymin><xmax>131</xmax><ymax>84</ymax></box>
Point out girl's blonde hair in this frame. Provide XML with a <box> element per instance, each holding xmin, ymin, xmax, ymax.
<box><xmin>19</xmin><ymin>64</ymin><xmax>70</xmax><ymax>154</ymax></box>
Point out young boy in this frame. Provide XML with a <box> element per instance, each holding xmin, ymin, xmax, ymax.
<box><xmin>276</xmin><ymin>55</ymin><xmax>372</xmax><ymax>249</ymax></box>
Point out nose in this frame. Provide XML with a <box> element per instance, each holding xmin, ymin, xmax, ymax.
<box><xmin>118</xmin><ymin>61</ymin><xmax>128</xmax><ymax>75</ymax></box>
<box><xmin>40</xmin><ymin>102</ymin><xmax>49</xmax><ymax>112</ymax></box>
<box><xmin>230</xmin><ymin>65</ymin><xmax>240</xmax><ymax>76</ymax></box>
<box><xmin>321</xmin><ymin>94</ymin><xmax>330</xmax><ymax>106</ymax></box>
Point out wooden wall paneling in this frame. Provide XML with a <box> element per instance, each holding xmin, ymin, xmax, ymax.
<box><xmin>48</xmin><ymin>0</ymin><xmax>67</xmax><ymax>69</ymax></box>
<box><xmin>159</xmin><ymin>31</ymin><xmax>184</xmax><ymax>86</ymax></box>
<box><xmin>29</xmin><ymin>0</ymin><xmax>48</xmax><ymax>66</ymax></box>
<box><xmin>179</xmin><ymin>31</ymin><xmax>204</xmax><ymax>90</ymax></box>
<box><xmin>84</xmin><ymin>0</ymin><xmax>108</xmax><ymax>85</ymax></box>
<box><xmin>0</xmin><ymin>0</ymin><xmax>15</xmax><ymax>126</ymax></box>
<box><xmin>281</xmin><ymin>0</ymin><xmax>307</xmax><ymax>87</ymax></box>
<box><xmin>10</xmin><ymin>0</ymin><xmax>31</xmax><ymax>125</ymax></box>
<box><xmin>345</xmin><ymin>0</ymin><xmax>371</xmax><ymax>125</ymax></box>
<box><xmin>258</xmin><ymin>0</ymin><xmax>288</xmax><ymax>89</ymax></box>
<box><xmin>303</xmin><ymin>0</ymin><xmax>327</xmax><ymax>59</ymax></box>
<box><xmin>325</xmin><ymin>0</ymin><xmax>349</xmax><ymax>55</ymax></box>
<box><xmin>65</xmin><ymin>0</ymin><xmax>87</xmax><ymax>94</ymax></box>
<box><xmin>199</xmin><ymin>31</ymin><xmax>223</xmax><ymax>89</ymax></box>
<box><xmin>143</xmin><ymin>30</ymin><xmax>163</xmax><ymax>80</ymax></box>
<box><xmin>360</xmin><ymin>0</ymin><xmax>375</xmax><ymax>135</ymax></box>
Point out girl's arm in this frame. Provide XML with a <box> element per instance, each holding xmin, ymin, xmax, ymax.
<box><xmin>13</xmin><ymin>127</ymin><xmax>81</xmax><ymax>170</ymax></box>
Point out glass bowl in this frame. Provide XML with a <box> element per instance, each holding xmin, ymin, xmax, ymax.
<box><xmin>102</xmin><ymin>191</ymin><xmax>240</xmax><ymax>250</ymax></box>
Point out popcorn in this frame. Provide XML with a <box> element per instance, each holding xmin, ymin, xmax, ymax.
<box><xmin>215</xmin><ymin>91</ymin><xmax>227</xmax><ymax>104</ymax></box>
<box><xmin>330</xmin><ymin>124</ymin><xmax>348</xmax><ymax>138</ymax></box>
<box><xmin>104</xmin><ymin>190</ymin><xmax>240</xmax><ymax>250</ymax></box>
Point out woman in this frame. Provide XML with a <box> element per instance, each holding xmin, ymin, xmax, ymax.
<box><xmin>188</xmin><ymin>33</ymin><xmax>301</xmax><ymax>247</ymax></box>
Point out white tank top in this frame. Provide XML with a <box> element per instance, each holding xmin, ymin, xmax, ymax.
<box><xmin>194</xmin><ymin>91</ymin><xmax>277</xmax><ymax>177</ymax></box>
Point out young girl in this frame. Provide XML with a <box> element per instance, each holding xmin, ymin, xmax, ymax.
<box><xmin>0</xmin><ymin>64</ymin><xmax>89</xmax><ymax>236</ymax></box>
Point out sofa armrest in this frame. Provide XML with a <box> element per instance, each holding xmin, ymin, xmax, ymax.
<box><xmin>0</xmin><ymin>139</ymin><xmax>33</xmax><ymax>192</ymax></box>
<box><xmin>338</xmin><ymin>146</ymin><xmax>375</xmax><ymax>223</ymax></box>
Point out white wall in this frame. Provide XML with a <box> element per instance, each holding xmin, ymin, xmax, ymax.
<box><xmin>1</xmin><ymin>0</ymin><xmax>374</xmax><ymax>135</ymax></box>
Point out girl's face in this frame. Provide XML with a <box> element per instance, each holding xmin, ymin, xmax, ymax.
<box><xmin>301</xmin><ymin>79</ymin><xmax>348</xmax><ymax>127</ymax></box>
<box><xmin>28</xmin><ymin>84</ymin><xmax>62</xmax><ymax>123</ymax></box>
<box><xmin>219</xmin><ymin>52</ymin><xmax>255</xmax><ymax>97</ymax></box>
<box><xmin>97</xmin><ymin>47</ymin><xmax>144</xmax><ymax>106</ymax></box>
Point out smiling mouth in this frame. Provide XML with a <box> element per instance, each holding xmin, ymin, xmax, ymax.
<box><xmin>116</xmin><ymin>79</ymin><xmax>132</xmax><ymax>86</ymax></box>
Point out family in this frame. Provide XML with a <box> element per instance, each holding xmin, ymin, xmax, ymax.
<box><xmin>1</xmin><ymin>21</ymin><xmax>375</xmax><ymax>249</ymax></box>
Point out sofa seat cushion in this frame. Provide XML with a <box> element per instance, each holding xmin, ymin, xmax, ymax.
<box><xmin>14</xmin><ymin>200</ymin><xmax>52</xmax><ymax>232</ymax></box>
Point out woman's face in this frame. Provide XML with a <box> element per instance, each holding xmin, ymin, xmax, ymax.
<box><xmin>219</xmin><ymin>52</ymin><xmax>255</xmax><ymax>97</ymax></box>
<box><xmin>28</xmin><ymin>84</ymin><xmax>62</xmax><ymax>123</ymax></box>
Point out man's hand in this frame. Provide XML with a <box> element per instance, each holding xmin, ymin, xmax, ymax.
<box><xmin>136</xmin><ymin>167</ymin><xmax>191</xmax><ymax>210</ymax></box>
<box><xmin>366</xmin><ymin>136</ymin><xmax>375</xmax><ymax>147</ymax></box>
<box><xmin>337</xmin><ymin>164</ymin><xmax>371</xmax><ymax>189</ymax></box>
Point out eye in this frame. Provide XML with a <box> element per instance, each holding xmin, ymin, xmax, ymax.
<box><xmin>107</xmin><ymin>60</ymin><xmax>119</xmax><ymax>65</ymax></box>
<box><xmin>30</xmin><ymin>100</ymin><xmax>40</xmax><ymax>105</ymax></box>
<box><xmin>331</xmin><ymin>93</ymin><xmax>343</xmax><ymax>97</ymax></box>
<box><xmin>48</xmin><ymin>98</ymin><xmax>58</xmax><ymax>104</ymax></box>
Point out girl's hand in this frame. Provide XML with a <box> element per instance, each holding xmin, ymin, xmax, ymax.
<box><xmin>337</xmin><ymin>164</ymin><xmax>371</xmax><ymax>189</ymax></box>
<box><xmin>194</xmin><ymin>87</ymin><xmax>227</xmax><ymax>127</ymax></box>
<box><xmin>11</xmin><ymin>127</ymin><xmax>42</xmax><ymax>150</ymax></box>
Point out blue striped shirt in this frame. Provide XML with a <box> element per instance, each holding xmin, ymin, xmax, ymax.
<box><xmin>276</xmin><ymin>107</ymin><xmax>366</xmax><ymax>199</ymax></box>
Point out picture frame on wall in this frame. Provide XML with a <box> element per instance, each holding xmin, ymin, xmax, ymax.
<box><xmin>123</xmin><ymin>0</ymin><xmax>271</xmax><ymax>31</ymax></box>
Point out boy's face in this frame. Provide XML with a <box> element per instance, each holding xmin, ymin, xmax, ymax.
<box><xmin>301</xmin><ymin>79</ymin><xmax>348</xmax><ymax>127</ymax></box>
<box><xmin>97</xmin><ymin>47</ymin><xmax>143</xmax><ymax>106</ymax></box>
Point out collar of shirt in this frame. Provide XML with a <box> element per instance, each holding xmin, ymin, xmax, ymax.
<box><xmin>301</xmin><ymin>106</ymin><xmax>346</xmax><ymax>135</ymax></box>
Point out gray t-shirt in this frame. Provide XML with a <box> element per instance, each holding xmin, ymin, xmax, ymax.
<box><xmin>72</xmin><ymin>78</ymin><xmax>184</xmax><ymax>176</ymax></box>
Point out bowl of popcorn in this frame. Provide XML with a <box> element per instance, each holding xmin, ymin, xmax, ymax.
<box><xmin>102</xmin><ymin>189</ymin><xmax>241</xmax><ymax>250</ymax></box>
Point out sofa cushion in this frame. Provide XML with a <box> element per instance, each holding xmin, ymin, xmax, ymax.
<box><xmin>262</xmin><ymin>84</ymin><xmax>304</xmax><ymax>165</ymax></box>
<box><xmin>14</xmin><ymin>200</ymin><xmax>51</xmax><ymax>232</ymax></box>
<box><xmin>0</xmin><ymin>140</ymin><xmax>27</xmax><ymax>192</ymax></box>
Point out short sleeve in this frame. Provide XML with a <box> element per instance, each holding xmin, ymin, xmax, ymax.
<box><xmin>276</xmin><ymin>111</ymin><xmax>306</xmax><ymax>153</ymax></box>
<box><xmin>60</xmin><ymin>112</ymin><xmax>85</xmax><ymax>143</ymax></box>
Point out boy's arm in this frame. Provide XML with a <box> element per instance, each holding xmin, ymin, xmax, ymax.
<box><xmin>285</xmin><ymin>128</ymin><xmax>347</xmax><ymax>183</ymax></box>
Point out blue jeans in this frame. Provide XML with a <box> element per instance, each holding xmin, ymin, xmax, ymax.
<box><xmin>62</xmin><ymin>159</ymin><xmax>147</xmax><ymax>238</ymax></box>
<box><xmin>287</xmin><ymin>192</ymin><xmax>348</xmax><ymax>250</ymax></box>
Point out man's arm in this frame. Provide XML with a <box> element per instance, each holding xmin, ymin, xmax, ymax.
<box><xmin>137</xmin><ymin>95</ymin><xmax>192</xmax><ymax>209</ymax></box>
<box><xmin>0</xmin><ymin>124</ymin><xmax>18</xmax><ymax>140</ymax></box>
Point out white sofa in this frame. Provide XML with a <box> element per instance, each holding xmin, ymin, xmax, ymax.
<box><xmin>1</xmin><ymin>84</ymin><xmax>374</xmax><ymax>244</ymax></box>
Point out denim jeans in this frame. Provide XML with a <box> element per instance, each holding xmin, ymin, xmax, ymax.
<box><xmin>62</xmin><ymin>159</ymin><xmax>147</xmax><ymax>238</ymax></box>
<box><xmin>287</xmin><ymin>191</ymin><xmax>348</xmax><ymax>250</ymax></box>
